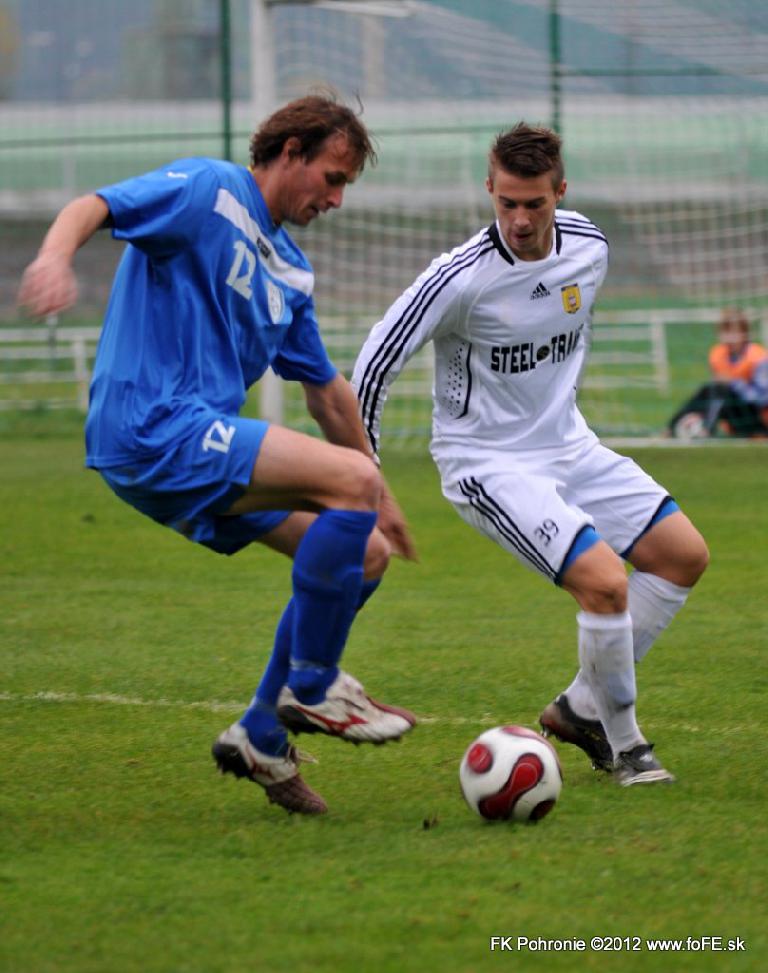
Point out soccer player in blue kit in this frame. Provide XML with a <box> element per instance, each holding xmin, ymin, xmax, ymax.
<box><xmin>18</xmin><ymin>95</ymin><xmax>417</xmax><ymax>815</ymax></box>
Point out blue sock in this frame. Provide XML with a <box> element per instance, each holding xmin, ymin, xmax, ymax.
<box><xmin>357</xmin><ymin>578</ymin><xmax>380</xmax><ymax>611</ymax></box>
<box><xmin>238</xmin><ymin>601</ymin><xmax>294</xmax><ymax>756</ymax></box>
<box><xmin>248</xmin><ymin>578</ymin><xmax>379</xmax><ymax>708</ymax></box>
<box><xmin>239</xmin><ymin>521</ymin><xmax>379</xmax><ymax>750</ymax></box>
<box><xmin>288</xmin><ymin>509</ymin><xmax>377</xmax><ymax>704</ymax></box>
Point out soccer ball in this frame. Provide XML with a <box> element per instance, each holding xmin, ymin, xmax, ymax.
<box><xmin>672</xmin><ymin>411</ymin><xmax>708</xmax><ymax>440</ymax></box>
<box><xmin>459</xmin><ymin>725</ymin><xmax>562</xmax><ymax>822</ymax></box>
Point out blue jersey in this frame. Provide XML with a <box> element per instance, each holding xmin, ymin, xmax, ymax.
<box><xmin>85</xmin><ymin>158</ymin><xmax>336</xmax><ymax>467</ymax></box>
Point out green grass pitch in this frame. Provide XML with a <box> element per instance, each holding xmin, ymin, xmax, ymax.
<box><xmin>1</xmin><ymin>433</ymin><xmax>766</xmax><ymax>972</ymax></box>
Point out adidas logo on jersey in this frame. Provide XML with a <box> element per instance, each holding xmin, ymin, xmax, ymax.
<box><xmin>530</xmin><ymin>282</ymin><xmax>551</xmax><ymax>300</ymax></box>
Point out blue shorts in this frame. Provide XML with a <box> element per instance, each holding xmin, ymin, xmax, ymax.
<box><xmin>98</xmin><ymin>410</ymin><xmax>290</xmax><ymax>555</ymax></box>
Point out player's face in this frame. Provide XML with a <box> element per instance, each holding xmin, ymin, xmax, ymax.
<box><xmin>278</xmin><ymin>134</ymin><xmax>360</xmax><ymax>227</ymax></box>
<box><xmin>719</xmin><ymin>323</ymin><xmax>749</xmax><ymax>351</ymax></box>
<box><xmin>486</xmin><ymin>167</ymin><xmax>566</xmax><ymax>261</ymax></box>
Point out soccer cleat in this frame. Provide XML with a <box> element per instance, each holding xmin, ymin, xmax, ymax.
<box><xmin>539</xmin><ymin>693</ymin><xmax>614</xmax><ymax>771</ymax></box>
<box><xmin>277</xmin><ymin>669</ymin><xmax>416</xmax><ymax>744</ymax></box>
<box><xmin>212</xmin><ymin>723</ymin><xmax>327</xmax><ymax>815</ymax></box>
<box><xmin>613</xmin><ymin>743</ymin><xmax>675</xmax><ymax>786</ymax></box>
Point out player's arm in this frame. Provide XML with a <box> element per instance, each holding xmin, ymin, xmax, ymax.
<box><xmin>303</xmin><ymin>373</ymin><xmax>416</xmax><ymax>560</ymax></box>
<box><xmin>353</xmin><ymin>255</ymin><xmax>460</xmax><ymax>462</ymax></box>
<box><xmin>17</xmin><ymin>194</ymin><xmax>111</xmax><ymax>318</ymax></box>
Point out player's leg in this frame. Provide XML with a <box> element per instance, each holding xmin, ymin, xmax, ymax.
<box><xmin>554</xmin><ymin>543</ymin><xmax>673</xmax><ymax>784</ymax></box>
<box><xmin>547</xmin><ymin>447</ymin><xmax>703</xmax><ymax>783</ymax></box>
<box><xmin>97</xmin><ymin>413</ymin><xmax>392</xmax><ymax>813</ymax></box>
<box><xmin>235</xmin><ymin>512</ymin><xmax>412</xmax><ymax>751</ymax></box>
<box><xmin>571</xmin><ymin>449</ymin><xmax>707</xmax><ymax>669</ymax></box>
<box><xmin>555</xmin><ymin>503</ymin><xmax>698</xmax><ymax>717</ymax></box>
<box><xmin>226</xmin><ymin>426</ymin><xmax>416</xmax><ymax>744</ymax></box>
<box><xmin>558</xmin><ymin>486</ymin><xmax>707</xmax><ymax>718</ymax></box>
<box><xmin>176</xmin><ymin>419</ymin><xmax>389</xmax><ymax>809</ymax></box>
<box><xmin>444</xmin><ymin>469</ymin><xmax>623</xmax><ymax>772</ymax></box>
<box><xmin>445</xmin><ymin>450</ymin><xmax>672</xmax><ymax>782</ymax></box>
<box><xmin>251</xmin><ymin>512</ymin><xmax>389</xmax><ymax>719</ymax></box>
<box><xmin>625</xmin><ymin>508</ymin><xmax>709</xmax><ymax>663</ymax></box>
<box><xmin>558</xmin><ymin>543</ymin><xmax>652</xmax><ymax>765</ymax></box>
<box><xmin>224</xmin><ymin>423</ymin><xmax>380</xmax><ymax>514</ymax></box>
<box><xmin>228</xmin><ymin>423</ymin><xmax>379</xmax><ymax>699</ymax></box>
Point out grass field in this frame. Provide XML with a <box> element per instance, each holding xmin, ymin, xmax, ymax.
<box><xmin>1</xmin><ymin>433</ymin><xmax>766</xmax><ymax>972</ymax></box>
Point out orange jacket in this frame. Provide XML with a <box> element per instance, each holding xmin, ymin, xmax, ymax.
<box><xmin>709</xmin><ymin>342</ymin><xmax>768</xmax><ymax>382</ymax></box>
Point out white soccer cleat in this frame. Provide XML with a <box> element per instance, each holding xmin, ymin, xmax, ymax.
<box><xmin>212</xmin><ymin>723</ymin><xmax>327</xmax><ymax>814</ymax></box>
<box><xmin>277</xmin><ymin>670</ymin><xmax>417</xmax><ymax>744</ymax></box>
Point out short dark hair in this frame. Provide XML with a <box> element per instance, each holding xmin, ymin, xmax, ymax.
<box><xmin>249</xmin><ymin>94</ymin><xmax>377</xmax><ymax>173</ymax></box>
<box><xmin>489</xmin><ymin>122</ymin><xmax>564</xmax><ymax>188</ymax></box>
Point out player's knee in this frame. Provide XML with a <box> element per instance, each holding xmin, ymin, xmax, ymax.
<box><xmin>363</xmin><ymin>529</ymin><xmax>390</xmax><ymax>580</ymax></box>
<box><xmin>351</xmin><ymin>453</ymin><xmax>382</xmax><ymax>509</ymax></box>
<box><xmin>563</xmin><ymin>544</ymin><xmax>628</xmax><ymax>613</ymax></box>
<box><xmin>657</xmin><ymin>525</ymin><xmax>710</xmax><ymax>587</ymax></box>
<box><xmin>578</xmin><ymin>570</ymin><xmax>628</xmax><ymax>614</ymax></box>
<box><xmin>335</xmin><ymin>451</ymin><xmax>381</xmax><ymax>510</ymax></box>
<box><xmin>679</xmin><ymin>535</ymin><xmax>710</xmax><ymax>586</ymax></box>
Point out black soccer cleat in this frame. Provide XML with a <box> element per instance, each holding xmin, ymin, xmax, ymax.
<box><xmin>539</xmin><ymin>693</ymin><xmax>614</xmax><ymax>771</ymax></box>
<box><xmin>613</xmin><ymin>743</ymin><xmax>675</xmax><ymax>786</ymax></box>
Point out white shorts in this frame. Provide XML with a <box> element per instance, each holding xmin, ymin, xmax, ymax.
<box><xmin>440</xmin><ymin>441</ymin><xmax>671</xmax><ymax>584</ymax></box>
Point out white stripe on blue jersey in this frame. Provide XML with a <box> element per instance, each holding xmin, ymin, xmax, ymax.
<box><xmin>213</xmin><ymin>188</ymin><xmax>315</xmax><ymax>296</ymax></box>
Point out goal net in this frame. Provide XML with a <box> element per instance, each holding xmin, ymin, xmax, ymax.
<box><xmin>1</xmin><ymin>0</ymin><xmax>766</xmax><ymax>442</ymax></box>
<box><xmin>261</xmin><ymin>0</ymin><xmax>768</xmax><ymax>445</ymax></box>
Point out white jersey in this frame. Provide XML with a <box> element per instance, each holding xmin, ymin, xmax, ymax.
<box><xmin>353</xmin><ymin>209</ymin><xmax>609</xmax><ymax>467</ymax></box>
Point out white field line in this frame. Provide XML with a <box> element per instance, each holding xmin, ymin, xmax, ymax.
<box><xmin>0</xmin><ymin>690</ymin><xmax>738</xmax><ymax>735</ymax></box>
<box><xmin>0</xmin><ymin>690</ymin><xmax>246</xmax><ymax>714</ymax></box>
<box><xmin>0</xmin><ymin>690</ymin><xmax>465</xmax><ymax>722</ymax></box>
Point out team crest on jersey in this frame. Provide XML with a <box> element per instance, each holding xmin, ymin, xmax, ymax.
<box><xmin>266</xmin><ymin>279</ymin><xmax>285</xmax><ymax>323</ymax></box>
<box><xmin>561</xmin><ymin>284</ymin><xmax>581</xmax><ymax>314</ymax></box>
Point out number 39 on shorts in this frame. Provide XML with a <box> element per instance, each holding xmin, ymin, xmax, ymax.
<box><xmin>535</xmin><ymin>518</ymin><xmax>559</xmax><ymax>545</ymax></box>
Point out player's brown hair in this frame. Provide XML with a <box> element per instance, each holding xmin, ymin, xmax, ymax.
<box><xmin>489</xmin><ymin>122</ymin><xmax>564</xmax><ymax>188</ymax></box>
<box><xmin>249</xmin><ymin>94</ymin><xmax>377</xmax><ymax>173</ymax></box>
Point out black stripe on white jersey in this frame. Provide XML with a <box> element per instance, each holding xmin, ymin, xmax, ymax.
<box><xmin>557</xmin><ymin>215</ymin><xmax>603</xmax><ymax>231</ymax></box>
<box><xmin>487</xmin><ymin>222</ymin><xmax>515</xmax><ymax>266</ymax></box>
<box><xmin>556</xmin><ymin>218</ymin><xmax>608</xmax><ymax>246</ymax></box>
<box><xmin>458</xmin><ymin>343</ymin><xmax>472</xmax><ymax>419</ymax></box>
<box><xmin>358</xmin><ymin>233</ymin><xmax>491</xmax><ymax>420</ymax></box>
<box><xmin>358</xmin><ymin>235</ymin><xmax>495</xmax><ymax>451</ymax></box>
<box><xmin>458</xmin><ymin>477</ymin><xmax>557</xmax><ymax>580</ymax></box>
<box><xmin>559</xmin><ymin>229</ymin><xmax>608</xmax><ymax>245</ymax></box>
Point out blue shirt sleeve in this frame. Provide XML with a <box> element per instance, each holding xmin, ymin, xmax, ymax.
<box><xmin>271</xmin><ymin>295</ymin><xmax>338</xmax><ymax>385</ymax></box>
<box><xmin>96</xmin><ymin>159</ymin><xmax>218</xmax><ymax>258</ymax></box>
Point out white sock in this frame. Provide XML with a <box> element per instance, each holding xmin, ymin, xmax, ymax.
<box><xmin>628</xmin><ymin>571</ymin><xmax>691</xmax><ymax>663</ymax></box>
<box><xmin>577</xmin><ymin>610</ymin><xmax>645</xmax><ymax>756</ymax></box>
<box><xmin>563</xmin><ymin>669</ymin><xmax>599</xmax><ymax>720</ymax></box>
<box><xmin>563</xmin><ymin>573</ymin><xmax>691</xmax><ymax>718</ymax></box>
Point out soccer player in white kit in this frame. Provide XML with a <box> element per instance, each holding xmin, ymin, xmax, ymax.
<box><xmin>353</xmin><ymin>123</ymin><xmax>709</xmax><ymax>785</ymax></box>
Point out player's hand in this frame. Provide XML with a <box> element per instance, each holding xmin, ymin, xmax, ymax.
<box><xmin>377</xmin><ymin>479</ymin><xmax>417</xmax><ymax>561</ymax></box>
<box><xmin>17</xmin><ymin>252</ymin><xmax>78</xmax><ymax>318</ymax></box>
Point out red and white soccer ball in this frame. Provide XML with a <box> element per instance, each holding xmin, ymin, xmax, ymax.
<box><xmin>459</xmin><ymin>725</ymin><xmax>563</xmax><ymax>822</ymax></box>
<box><xmin>672</xmin><ymin>411</ymin><xmax>709</xmax><ymax>440</ymax></box>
